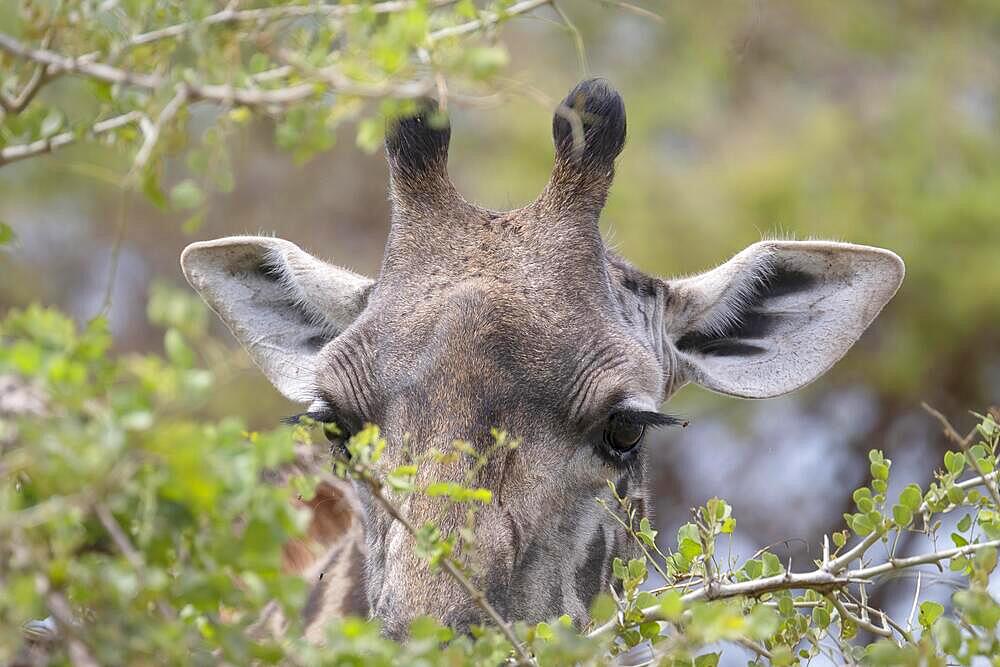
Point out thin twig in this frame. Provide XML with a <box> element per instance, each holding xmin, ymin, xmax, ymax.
<box><xmin>595</xmin><ymin>0</ymin><xmax>665</xmax><ymax>23</ymax></box>
<box><xmin>95</xmin><ymin>501</ymin><xmax>174</xmax><ymax>618</ymax></box>
<box><xmin>905</xmin><ymin>571</ymin><xmax>922</xmax><ymax>633</ymax></box>
<box><xmin>332</xmin><ymin>463</ymin><xmax>535</xmax><ymax>666</ymax></box>
<box><xmin>551</xmin><ymin>2</ymin><xmax>589</xmax><ymax>77</ymax></box>
<box><xmin>0</xmin><ymin>28</ymin><xmax>55</xmax><ymax>114</ymax></box>
<box><xmin>825</xmin><ymin>593</ymin><xmax>892</xmax><ymax>639</ymax></box>
<box><xmin>824</xmin><ymin>531</ymin><xmax>882</xmax><ymax>574</ymax></box>
<box><xmin>846</xmin><ymin>538</ymin><xmax>1000</xmax><ymax>579</ymax></box>
<box><xmin>589</xmin><ymin>535</ymin><xmax>1000</xmax><ymax>640</ymax></box>
<box><xmin>130</xmin><ymin>84</ymin><xmax>188</xmax><ymax>175</ymax></box>
<box><xmin>0</xmin><ymin>111</ymin><xmax>145</xmax><ymax>166</ymax></box>
<box><xmin>736</xmin><ymin>637</ymin><xmax>773</xmax><ymax>660</ymax></box>
<box><xmin>45</xmin><ymin>589</ymin><xmax>100</xmax><ymax>667</ymax></box>
<box><xmin>923</xmin><ymin>403</ymin><xmax>1000</xmax><ymax>509</ymax></box>
<box><xmin>428</xmin><ymin>0</ymin><xmax>553</xmax><ymax>43</ymax></box>
<box><xmin>124</xmin><ymin>0</ymin><xmax>455</xmax><ymax>51</ymax></box>
<box><xmin>95</xmin><ymin>503</ymin><xmax>142</xmax><ymax>569</ymax></box>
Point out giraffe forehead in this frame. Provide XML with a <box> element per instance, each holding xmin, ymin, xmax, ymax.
<box><xmin>356</xmin><ymin>285</ymin><xmax>656</xmax><ymax>435</ymax></box>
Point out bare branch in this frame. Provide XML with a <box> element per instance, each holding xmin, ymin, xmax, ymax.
<box><xmin>905</xmin><ymin>571</ymin><xmax>922</xmax><ymax>633</ymax></box>
<box><xmin>0</xmin><ymin>31</ymin><xmax>440</xmax><ymax>115</ymax></box>
<box><xmin>595</xmin><ymin>0</ymin><xmax>665</xmax><ymax>23</ymax></box>
<box><xmin>551</xmin><ymin>2</ymin><xmax>589</xmax><ymax>76</ymax></box>
<box><xmin>825</xmin><ymin>593</ymin><xmax>893</xmax><ymax>639</ymax></box>
<box><xmin>0</xmin><ymin>111</ymin><xmax>145</xmax><ymax>166</ymax></box>
<box><xmin>125</xmin><ymin>0</ymin><xmax>457</xmax><ymax>51</ymax></box>
<box><xmin>847</xmin><ymin>538</ymin><xmax>1000</xmax><ymax>579</ymax></box>
<box><xmin>825</xmin><ymin>531</ymin><xmax>883</xmax><ymax>574</ymax></box>
<box><xmin>428</xmin><ymin>0</ymin><xmax>553</xmax><ymax>43</ymax></box>
<box><xmin>0</xmin><ymin>29</ymin><xmax>56</xmax><ymax>114</ymax></box>
<box><xmin>1</xmin><ymin>64</ymin><xmax>51</xmax><ymax>113</ymax></box>
<box><xmin>131</xmin><ymin>84</ymin><xmax>188</xmax><ymax>175</ymax></box>
<box><xmin>95</xmin><ymin>503</ymin><xmax>143</xmax><ymax>570</ymax></box>
<box><xmin>735</xmin><ymin>637</ymin><xmax>773</xmax><ymax>660</ymax></box>
<box><xmin>328</xmin><ymin>462</ymin><xmax>536</xmax><ymax>666</ymax></box>
<box><xmin>923</xmin><ymin>403</ymin><xmax>1000</xmax><ymax>509</ymax></box>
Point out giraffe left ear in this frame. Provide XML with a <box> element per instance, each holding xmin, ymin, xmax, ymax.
<box><xmin>181</xmin><ymin>236</ymin><xmax>373</xmax><ymax>403</ymax></box>
<box><xmin>662</xmin><ymin>241</ymin><xmax>904</xmax><ymax>398</ymax></box>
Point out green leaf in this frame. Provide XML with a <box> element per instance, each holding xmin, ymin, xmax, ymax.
<box><xmin>590</xmin><ymin>593</ymin><xmax>616</xmax><ymax>623</ymax></box>
<box><xmin>931</xmin><ymin>618</ymin><xmax>962</xmax><ymax>654</ymax></box>
<box><xmin>871</xmin><ymin>461</ymin><xmax>890</xmax><ymax>481</ymax></box>
<box><xmin>164</xmin><ymin>328</ymin><xmax>195</xmax><ymax>368</ymax></box>
<box><xmin>892</xmin><ymin>504</ymin><xmax>913</xmax><ymax>527</ymax></box>
<box><xmin>639</xmin><ymin>620</ymin><xmax>661</xmax><ymax>640</ymax></box>
<box><xmin>777</xmin><ymin>595</ymin><xmax>794</xmax><ymax>617</ymax></box>
<box><xmin>356</xmin><ymin>117</ymin><xmax>384</xmax><ymax>153</ymax></box>
<box><xmin>742</xmin><ymin>558</ymin><xmax>763</xmax><ymax>579</ymax></box>
<box><xmin>658</xmin><ymin>591</ymin><xmax>683</xmax><ymax>620</ymax></box>
<box><xmin>747</xmin><ymin>605</ymin><xmax>780</xmax><ymax>638</ymax></box>
<box><xmin>694</xmin><ymin>651</ymin><xmax>720</xmax><ymax>667</ymax></box>
<box><xmin>899</xmin><ymin>484</ymin><xmax>923</xmax><ymax>511</ymax></box>
<box><xmin>424</xmin><ymin>481</ymin><xmax>492</xmax><ymax>504</ymax></box>
<box><xmin>465</xmin><ymin>46</ymin><xmax>510</xmax><ymax>79</ymax></box>
<box><xmin>170</xmin><ymin>180</ymin><xmax>205</xmax><ymax>210</ymax></box>
<box><xmin>679</xmin><ymin>537</ymin><xmax>702</xmax><ymax>561</ymax></box>
<box><xmin>851</xmin><ymin>513</ymin><xmax>875</xmax><ymax>536</ymax></box>
<box><xmin>40</xmin><ymin>109</ymin><xmax>64</xmax><ymax>138</ymax></box>
<box><xmin>944</xmin><ymin>451</ymin><xmax>966</xmax><ymax>475</ymax></box>
<box><xmin>636</xmin><ymin>592</ymin><xmax>657</xmax><ymax>611</ymax></box>
<box><xmin>761</xmin><ymin>552</ymin><xmax>784</xmax><ymax>577</ymax></box>
<box><xmin>957</xmin><ymin>514</ymin><xmax>972</xmax><ymax>532</ymax></box>
<box><xmin>0</xmin><ymin>222</ymin><xmax>14</xmax><ymax>246</ymax></box>
<box><xmin>812</xmin><ymin>605</ymin><xmax>831</xmax><ymax>629</ymax></box>
<box><xmin>918</xmin><ymin>601</ymin><xmax>944</xmax><ymax>628</ymax></box>
<box><xmin>612</xmin><ymin>557</ymin><xmax>626</xmax><ymax>581</ymax></box>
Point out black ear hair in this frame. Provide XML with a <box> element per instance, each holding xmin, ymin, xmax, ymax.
<box><xmin>385</xmin><ymin>98</ymin><xmax>451</xmax><ymax>177</ymax></box>
<box><xmin>552</xmin><ymin>78</ymin><xmax>627</xmax><ymax>170</ymax></box>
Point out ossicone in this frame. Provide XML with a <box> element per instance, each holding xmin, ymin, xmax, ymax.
<box><xmin>552</xmin><ymin>78</ymin><xmax>627</xmax><ymax>173</ymax></box>
<box><xmin>385</xmin><ymin>98</ymin><xmax>451</xmax><ymax>184</ymax></box>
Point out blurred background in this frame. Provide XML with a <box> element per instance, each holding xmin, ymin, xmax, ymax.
<box><xmin>2</xmin><ymin>0</ymin><xmax>999</xmax><ymax>649</ymax></box>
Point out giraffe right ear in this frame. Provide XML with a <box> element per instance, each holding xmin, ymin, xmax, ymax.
<box><xmin>181</xmin><ymin>236</ymin><xmax>373</xmax><ymax>403</ymax></box>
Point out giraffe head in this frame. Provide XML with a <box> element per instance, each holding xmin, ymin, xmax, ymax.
<box><xmin>181</xmin><ymin>79</ymin><xmax>904</xmax><ymax>637</ymax></box>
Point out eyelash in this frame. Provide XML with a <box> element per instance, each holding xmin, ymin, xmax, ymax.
<box><xmin>283</xmin><ymin>409</ymin><xmax>688</xmax><ymax>464</ymax></box>
<box><xmin>597</xmin><ymin>410</ymin><xmax>687</xmax><ymax>466</ymax></box>
<box><xmin>614</xmin><ymin>410</ymin><xmax>686</xmax><ymax>429</ymax></box>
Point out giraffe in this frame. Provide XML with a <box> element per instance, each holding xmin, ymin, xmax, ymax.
<box><xmin>181</xmin><ymin>78</ymin><xmax>904</xmax><ymax>640</ymax></box>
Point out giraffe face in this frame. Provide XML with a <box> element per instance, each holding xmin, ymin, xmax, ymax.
<box><xmin>182</xmin><ymin>79</ymin><xmax>905</xmax><ymax>636</ymax></box>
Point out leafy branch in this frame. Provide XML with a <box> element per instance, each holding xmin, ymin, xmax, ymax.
<box><xmin>300</xmin><ymin>422</ymin><xmax>537</xmax><ymax>665</ymax></box>
<box><xmin>0</xmin><ymin>0</ymin><xmax>558</xmax><ymax>196</ymax></box>
<box><xmin>588</xmin><ymin>408</ymin><xmax>1000</xmax><ymax>664</ymax></box>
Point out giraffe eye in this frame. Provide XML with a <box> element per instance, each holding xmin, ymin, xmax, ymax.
<box><xmin>604</xmin><ymin>413</ymin><xmax>646</xmax><ymax>452</ymax></box>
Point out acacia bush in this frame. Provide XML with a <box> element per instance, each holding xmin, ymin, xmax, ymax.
<box><xmin>2</xmin><ymin>292</ymin><xmax>1000</xmax><ymax>666</ymax></box>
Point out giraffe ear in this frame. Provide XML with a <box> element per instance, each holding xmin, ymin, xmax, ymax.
<box><xmin>663</xmin><ymin>241</ymin><xmax>904</xmax><ymax>398</ymax></box>
<box><xmin>181</xmin><ymin>236</ymin><xmax>373</xmax><ymax>403</ymax></box>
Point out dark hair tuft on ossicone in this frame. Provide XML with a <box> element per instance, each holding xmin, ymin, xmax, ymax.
<box><xmin>552</xmin><ymin>78</ymin><xmax>627</xmax><ymax>171</ymax></box>
<box><xmin>385</xmin><ymin>98</ymin><xmax>451</xmax><ymax>177</ymax></box>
